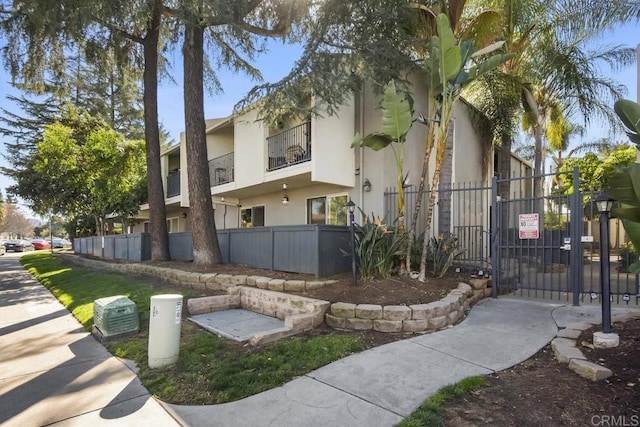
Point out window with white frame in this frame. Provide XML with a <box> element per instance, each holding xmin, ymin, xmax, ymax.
<box><xmin>166</xmin><ymin>217</ymin><xmax>179</xmax><ymax>233</ymax></box>
<box><xmin>307</xmin><ymin>195</ymin><xmax>348</xmax><ymax>225</ymax></box>
<box><xmin>240</xmin><ymin>206</ymin><xmax>265</xmax><ymax>228</ymax></box>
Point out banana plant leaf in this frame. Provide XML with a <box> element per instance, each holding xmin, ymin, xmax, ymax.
<box><xmin>351</xmin><ymin>80</ymin><xmax>413</xmax><ymax>149</ymax></box>
<box><xmin>606</xmin><ymin>163</ymin><xmax>640</xmax><ymax>206</ymax></box>
<box><xmin>614</xmin><ymin>99</ymin><xmax>640</xmax><ymax>147</ymax></box>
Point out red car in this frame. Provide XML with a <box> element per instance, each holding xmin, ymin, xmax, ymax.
<box><xmin>31</xmin><ymin>239</ymin><xmax>52</xmax><ymax>250</ymax></box>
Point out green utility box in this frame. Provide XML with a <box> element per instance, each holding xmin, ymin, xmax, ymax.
<box><xmin>92</xmin><ymin>295</ymin><xmax>139</xmax><ymax>342</ymax></box>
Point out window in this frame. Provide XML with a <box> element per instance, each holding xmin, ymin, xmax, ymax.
<box><xmin>241</xmin><ymin>206</ymin><xmax>265</xmax><ymax>228</ymax></box>
<box><xmin>307</xmin><ymin>197</ymin><xmax>326</xmax><ymax>224</ymax></box>
<box><xmin>166</xmin><ymin>217</ymin><xmax>179</xmax><ymax>233</ymax></box>
<box><xmin>307</xmin><ymin>195</ymin><xmax>347</xmax><ymax>225</ymax></box>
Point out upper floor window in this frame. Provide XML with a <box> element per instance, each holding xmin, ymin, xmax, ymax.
<box><xmin>307</xmin><ymin>195</ymin><xmax>348</xmax><ymax>225</ymax></box>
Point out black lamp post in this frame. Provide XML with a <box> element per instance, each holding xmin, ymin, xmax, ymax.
<box><xmin>596</xmin><ymin>191</ymin><xmax>615</xmax><ymax>333</ymax></box>
<box><xmin>347</xmin><ymin>198</ymin><xmax>357</xmax><ymax>287</ymax></box>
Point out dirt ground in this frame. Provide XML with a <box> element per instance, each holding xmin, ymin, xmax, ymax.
<box><xmin>439</xmin><ymin>317</ymin><xmax>640</xmax><ymax>426</ymax></box>
<box><xmin>145</xmin><ymin>260</ymin><xmax>468</xmax><ymax>306</ymax></box>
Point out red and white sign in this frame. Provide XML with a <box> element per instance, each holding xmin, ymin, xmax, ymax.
<box><xmin>518</xmin><ymin>213</ymin><xmax>539</xmax><ymax>239</ymax></box>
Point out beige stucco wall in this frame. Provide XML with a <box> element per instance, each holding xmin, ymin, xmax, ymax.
<box><xmin>234</xmin><ymin>109</ymin><xmax>267</xmax><ymax>188</ymax></box>
<box><xmin>206</xmin><ymin>125</ymin><xmax>234</xmax><ymax>159</ymax></box>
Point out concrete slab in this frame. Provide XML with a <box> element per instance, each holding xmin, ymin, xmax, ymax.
<box><xmin>0</xmin><ymin>352</ymin><xmax>151</xmax><ymax>426</ymax></box>
<box><xmin>49</xmin><ymin>395</ymin><xmax>176</xmax><ymax>426</ymax></box>
<box><xmin>189</xmin><ymin>309</ymin><xmax>285</xmax><ymax>342</ymax></box>
<box><xmin>308</xmin><ymin>339</ymin><xmax>493</xmax><ymax>417</ymax></box>
<box><xmin>409</xmin><ymin>324</ymin><xmax>552</xmax><ymax>372</ymax></box>
<box><xmin>0</xmin><ymin>254</ymin><xmax>179</xmax><ymax>427</ymax></box>
<box><xmin>167</xmin><ymin>376</ymin><xmax>404</xmax><ymax>427</ymax></box>
<box><xmin>552</xmin><ymin>304</ymin><xmax>640</xmax><ymax>329</ymax></box>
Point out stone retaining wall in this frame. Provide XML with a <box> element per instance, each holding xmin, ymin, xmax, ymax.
<box><xmin>60</xmin><ymin>255</ymin><xmax>337</xmax><ymax>291</ymax></box>
<box><xmin>325</xmin><ymin>279</ymin><xmax>491</xmax><ymax>333</ymax></box>
<box><xmin>187</xmin><ymin>286</ymin><xmax>330</xmax><ymax>345</ymax></box>
<box><xmin>61</xmin><ymin>254</ymin><xmax>492</xmax><ymax>336</ymax></box>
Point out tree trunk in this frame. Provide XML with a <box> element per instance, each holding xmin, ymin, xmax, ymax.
<box><xmin>533</xmin><ymin>122</ymin><xmax>545</xmax><ymax>222</ymax></box>
<box><xmin>405</xmin><ymin>125</ymin><xmax>435</xmax><ymax>273</ymax></box>
<box><xmin>418</xmin><ymin>164</ymin><xmax>442</xmax><ymax>282</ymax></box>
<box><xmin>498</xmin><ymin>133</ymin><xmax>512</xmax><ymax>198</ymax></box>
<box><xmin>143</xmin><ymin>6</ymin><xmax>170</xmax><ymax>261</ymax></box>
<box><xmin>183</xmin><ymin>23</ymin><xmax>222</xmax><ymax>266</ymax></box>
<box><xmin>437</xmin><ymin>123</ymin><xmax>454</xmax><ymax>235</ymax></box>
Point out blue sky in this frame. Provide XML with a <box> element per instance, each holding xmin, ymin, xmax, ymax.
<box><xmin>0</xmin><ymin>21</ymin><xmax>638</xmax><ymax>215</ymax></box>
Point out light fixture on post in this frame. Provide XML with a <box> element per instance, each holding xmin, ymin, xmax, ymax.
<box><xmin>594</xmin><ymin>191</ymin><xmax>619</xmax><ymax>348</ymax></box>
<box><xmin>346</xmin><ymin>198</ymin><xmax>357</xmax><ymax>287</ymax></box>
<box><xmin>363</xmin><ymin>178</ymin><xmax>372</xmax><ymax>192</ymax></box>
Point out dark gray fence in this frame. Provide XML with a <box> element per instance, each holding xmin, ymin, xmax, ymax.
<box><xmin>74</xmin><ymin>225</ymin><xmax>351</xmax><ymax>278</ymax></box>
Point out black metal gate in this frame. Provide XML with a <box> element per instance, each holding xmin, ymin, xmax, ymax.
<box><xmin>491</xmin><ymin>169</ymin><xmax>639</xmax><ymax>306</ymax></box>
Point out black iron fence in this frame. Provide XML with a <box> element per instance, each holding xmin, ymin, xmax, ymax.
<box><xmin>167</xmin><ymin>171</ymin><xmax>180</xmax><ymax>197</ymax></box>
<box><xmin>208</xmin><ymin>152</ymin><xmax>234</xmax><ymax>186</ymax></box>
<box><xmin>384</xmin><ymin>182</ymin><xmax>491</xmax><ymax>272</ymax></box>
<box><xmin>384</xmin><ymin>171</ymin><xmax>639</xmax><ymax>306</ymax></box>
<box><xmin>267</xmin><ymin>121</ymin><xmax>311</xmax><ymax>171</ymax></box>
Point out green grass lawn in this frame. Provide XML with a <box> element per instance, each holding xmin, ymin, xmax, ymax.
<box><xmin>21</xmin><ymin>252</ymin><xmax>366</xmax><ymax>404</ymax></box>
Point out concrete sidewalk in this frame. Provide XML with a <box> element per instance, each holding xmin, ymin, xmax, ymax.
<box><xmin>0</xmin><ymin>254</ymin><xmax>181</xmax><ymax>427</ymax></box>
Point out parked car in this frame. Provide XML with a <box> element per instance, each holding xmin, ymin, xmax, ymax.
<box><xmin>31</xmin><ymin>239</ymin><xmax>52</xmax><ymax>250</ymax></box>
<box><xmin>52</xmin><ymin>238</ymin><xmax>71</xmax><ymax>248</ymax></box>
<box><xmin>4</xmin><ymin>239</ymin><xmax>34</xmax><ymax>252</ymax></box>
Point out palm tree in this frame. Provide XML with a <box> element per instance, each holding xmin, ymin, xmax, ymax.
<box><xmin>464</xmin><ymin>0</ymin><xmax>637</xmax><ymax>201</ymax></box>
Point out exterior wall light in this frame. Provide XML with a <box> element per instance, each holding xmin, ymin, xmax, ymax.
<box><xmin>282</xmin><ymin>195</ymin><xmax>289</xmax><ymax>205</ymax></box>
<box><xmin>363</xmin><ymin>178</ymin><xmax>372</xmax><ymax>192</ymax></box>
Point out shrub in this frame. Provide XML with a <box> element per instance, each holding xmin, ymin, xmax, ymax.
<box><xmin>618</xmin><ymin>241</ymin><xmax>639</xmax><ymax>272</ymax></box>
<box><xmin>429</xmin><ymin>234</ymin><xmax>465</xmax><ymax>278</ymax></box>
<box><xmin>351</xmin><ymin>212</ymin><xmax>407</xmax><ymax>280</ymax></box>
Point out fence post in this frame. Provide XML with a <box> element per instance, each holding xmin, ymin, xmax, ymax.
<box><xmin>571</xmin><ymin>167</ymin><xmax>582</xmax><ymax>306</ymax></box>
<box><xmin>491</xmin><ymin>176</ymin><xmax>499</xmax><ymax>299</ymax></box>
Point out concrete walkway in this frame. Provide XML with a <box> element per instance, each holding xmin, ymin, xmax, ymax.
<box><xmin>3</xmin><ymin>252</ymin><xmax>639</xmax><ymax>427</ymax></box>
<box><xmin>165</xmin><ymin>297</ymin><xmax>565</xmax><ymax>426</ymax></box>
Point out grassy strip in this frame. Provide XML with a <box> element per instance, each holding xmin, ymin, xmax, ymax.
<box><xmin>397</xmin><ymin>376</ymin><xmax>487</xmax><ymax>427</ymax></box>
<box><xmin>21</xmin><ymin>252</ymin><xmax>366</xmax><ymax>404</ymax></box>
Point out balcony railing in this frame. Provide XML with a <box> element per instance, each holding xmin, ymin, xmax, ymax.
<box><xmin>267</xmin><ymin>121</ymin><xmax>311</xmax><ymax>171</ymax></box>
<box><xmin>209</xmin><ymin>152</ymin><xmax>234</xmax><ymax>186</ymax></box>
<box><xmin>167</xmin><ymin>171</ymin><xmax>180</xmax><ymax>198</ymax></box>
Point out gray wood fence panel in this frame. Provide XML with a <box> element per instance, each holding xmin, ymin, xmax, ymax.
<box><xmin>114</xmin><ymin>237</ymin><xmax>129</xmax><ymax>260</ymax></box>
<box><xmin>168</xmin><ymin>233</ymin><xmax>194</xmax><ymax>261</ymax></box>
<box><xmin>273</xmin><ymin>226</ymin><xmax>319</xmax><ymax>274</ymax></box>
<box><xmin>217</xmin><ymin>231</ymin><xmax>231</xmax><ymax>263</ymax></box>
<box><xmin>229</xmin><ymin>228</ymin><xmax>273</xmax><ymax>269</ymax></box>
<box><xmin>91</xmin><ymin>237</ymin><xmax>103</xmax><ymax>258</ymax></box>
<box><xmin>318</xmin><ymin>226</ymin><xmax>351</xmax><ymax>277</ymax></box>
<box><xmin>103</xmin><ymin>236</ymin><xmax>116</xmax><ymax>259</ymax></box>
<box><xmin>74</xmin><ymin>227</ymin><xmax>351</xmax><ymax>277</ymax></box>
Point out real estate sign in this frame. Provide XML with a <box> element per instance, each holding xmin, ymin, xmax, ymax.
<box><xmin>518</xmin><ymin>213</ymin><xmax>539</xmax><ymax>239</ymax></box>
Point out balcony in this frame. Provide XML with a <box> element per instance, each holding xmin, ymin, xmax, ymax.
<box><xmin>267</xmin><ymin>121</ymin><xmax>311</xmax><ymax>171</ymax></box>
<box><xmin>167</xmin><ymin>171</ymin><xmax>180</xmax><ymax>198</ymax></box>
<box><xmin>209</xmin><ymin>152</ymin><xmax>234</xmax><ymax>187</ymax></box>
